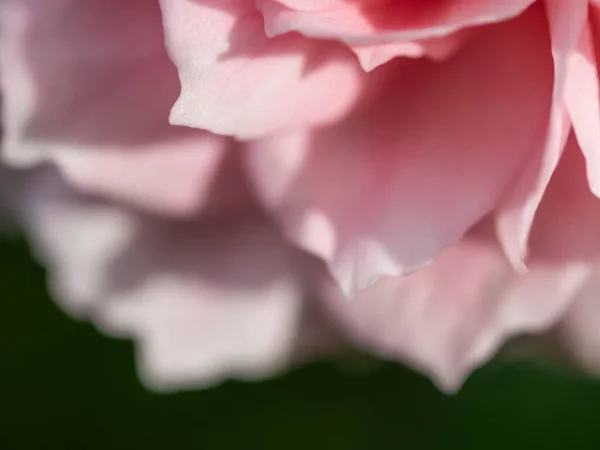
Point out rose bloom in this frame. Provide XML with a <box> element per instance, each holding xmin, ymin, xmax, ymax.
<box><xmin>2</xmin><ymin>0</ymin><xmax>600</xmax><ymax>392</ymax></box>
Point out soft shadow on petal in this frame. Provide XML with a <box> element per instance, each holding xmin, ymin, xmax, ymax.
<box><xmin>504</xmin><ymin>132</ymin><xmax>600</xmax><ymax>381</ymax></box>
<box><xmin>554</xmin><ymin>275</ymin><xmax>600</xmax><ymax>376</ymax></box>
<box><xmin>495</xmin><ymin>0</ymin><xmax>589</xmax><ymax>269</ymax></box>
<box><xmin>259</xmin><ymin>0</ymin><xmax>536</xmax><ymax>45</ymax></box>
<box><xmin>352</xmin><ymin>29</ymin><xmax>472</xmax><ymax>71</ymax></box>
<box><xmin>246</xmin><ymin>6</ymin><xmax>553</xmax><ymax>297</ymax></box>
<box><xmin>0</xmin><ymin>0</ymin><xmax>226</xmax><ymax>216</ymax></box>
<box><xmin>528</xmin><ymin>132</ymin><xmax>600</xmax><ymax>262</ymax></box>
<box><xmin>6</xmin><ymin>156</ymin><xmax>334</xmax><ymax>391</ymax></box>
<box><xmin>566</xmin><ymin>4</ymin><xmax>600</xmax><ymax>198</ymax></box>
<box><xmin>159</xmin><ymin>0</ymin><xmax>363</xmax><ymax>139</ymax></box>
<box><xmin>319</xmin><ymin>223</ymin><xmax>590</xmax><ymax>392</ymax></box>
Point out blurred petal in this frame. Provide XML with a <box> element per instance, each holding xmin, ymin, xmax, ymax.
<box><xmin>9</xmin><ymin>163</ymin><xmax>319</xmax><ymax>391</ymax></box>
<box><xmin>0</xmin><ymin>0</ymin><xmax>226</xmax><ymax>216</ymax></box>
<box><xmin>246</xmin><ymin>7</ymin><xmax>553</xmax><ymax>297</ymax></box>
<box><xmin>555</xmin><ymin>274</ymin><xmax>600</xmax><ymax>375</ymax></box>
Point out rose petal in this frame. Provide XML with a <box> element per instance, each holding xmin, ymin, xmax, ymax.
<box><xmin>159</xmin><ymin>0</ymin><xmax>363</xmax><ymax>139</ymax></box>
<box><xmin>565</xmin><ymin>5</ymin><xmax>600</xmax><ymax>198</ymax></box>
<box><xmin>512</xmin><ymin>131</ymin><xmax>600</xmax><ymax>379</ymax></box>
<box><xmin>246</xmin><ymin>7</ymin><xmax>553</xmax><ymax>297</ymax></box>
<box><xmin>320</xmin><ymin>225</ymin><xmax>590</xmax><ymax>392</ymax></box>
<box><xmin>259</xmin><ymin>0</ymin><xmax>536</xmax><ymax>44</ymax></box>
<box><xmin>0</xmin><ymin>0</ymin><xmax>227</xmax><ymax>216</ymax></box>
<box><xmin>495</xmin><ymin>0</ymin><xmax>589</xmax><ymax>268</ymax></box>
<box><xmin>554</xmin><ymin>274</ymin><xmax>600</xmax><ymax>375</ymax></box>
<box><xmin>528</xmin><ymin>132</ymin><xmax>600</xmax><ymax>262</ymax></box>
<box><xmin>10</xmin><ymin>164</ymin><xmax>315</xmax><ymax>391</ymax></box>
<box><xmin>352</xmin><ymin>29</ymin><xmax>471</xmax><ymax>71</ymax></box>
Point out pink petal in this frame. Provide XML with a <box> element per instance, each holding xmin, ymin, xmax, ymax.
<box><xmin>259</xmin><ymin>0</ymin><xmax>536</xmax><ymax>44</ymax></box>
<box><xmin>320</xmin><ymin>225</ymin><xmax>590</xmax><ymax>392</ymax></box>
<box><xmin>158</xmin><ymin>0</ymin><xmax>363</xmax><ymax>139</ymax></box>
<box><xmin>517</xmin><ymin>132</ymin><xmax>600</xmax><ymax>378</ymax></box>
<box><xmin>351</xmin><ymin>41</ymin><xmax>426</xmax><ymax>71</ymax></box>
<box><xmin>0</xmin><ymin>0</ymin><xmax>227</xmax><ymax>216</ymax></box>
<box><xmin>528</xmin><ymin>133</ymin><xmax>600</xmax><ymax>262</ymax></box>
<box><xmin>495</xmin><ymin>0</ymin><xmax>589</xmax><ymax>268</ymax></box>
<box><xmin>566</xmin><ymin>5</ymin><xmax>600</xmax><ymax>198</ymax></box>
<box><xmin>554</xmin><ymin>274</ymin><xmax>600</xmax><ymax>375</ymax></box>
<box><xmin>246</xmin><ymin>7</ymin><xmax>553</xmax><ymax>297</ymax></box>
<box><xmin>11</xmin><ymin>165</ymin><xmax>318</xmax><ymax>391</ymax></box>
<box><xmin>352</xmin><ymin>29</ymin><xmax>471</xmax><ymax>71</ymax></box>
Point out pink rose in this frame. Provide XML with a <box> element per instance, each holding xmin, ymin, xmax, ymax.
<box><xmin>2</xmin><ymin>0</ymin><xmax>600</xmax><ymax>391</ymax></box>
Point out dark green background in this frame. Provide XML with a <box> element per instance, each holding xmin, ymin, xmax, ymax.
<box><xmin>2</xmin><ymin>237</ymin><xmax>600</xmax><ymax>450</ymax></box>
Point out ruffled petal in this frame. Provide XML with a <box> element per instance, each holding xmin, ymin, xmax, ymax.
<box><xmin>9</xmin><ymin>164</ymin><xmax>316</xmax><ymax>391</ymax></box>
<box><xmin>320</xmin><ymin>226</ymin><xmax>590</xmax><ymax>392</ymax></box>
<box><xmin>0</xmin><ymin>0</ymin><xmax>227</xmax><ymax>216</ymax></box>
<box><xmin>246</xmin><ymin>7</ymin><xmax>553</xmax><ymax>297</ymax></box>
<box><xmin>159</xmin><ymin>0</ymin><xmax>363</xmax><ymax>138</ymax></box>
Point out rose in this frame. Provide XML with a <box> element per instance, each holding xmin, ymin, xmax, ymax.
<box><xmin>2</xmin><ymin>0</ymin><xmax>600</xmax><ymax>391</ymax></box>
